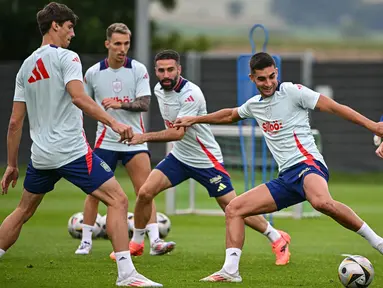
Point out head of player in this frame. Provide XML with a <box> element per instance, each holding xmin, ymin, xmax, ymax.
<box><xmin>154</xmin><ymin>49</ymin><xmax>182</xmax><ymax>91</ymax></box>
<box><xmin>105</xmin><ymin>23</ymin><xmax>131</xmax><ymax>67</ymax></box>
<box><xmin>248</xmin><ymin>52</ymin><xmax>279</xmax><ymax>98</ymax></box>
<box><xmin>37</xmin><ymin>2</ymin><xmax>78</xmax><ymax>48</ymax></box>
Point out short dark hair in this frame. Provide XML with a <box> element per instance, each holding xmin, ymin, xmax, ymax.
<box><xmin>249</xmin><ymin>52</ymin><xmax>276</xmax><ymax>74</ymax></box>
<box><xmin>154</xmin><ymin>50</ymin><xmax>180</xmax><ymax>65</ymax></box>
<box><xmin>37</xmin><ymin>2</ymin><xmax>79</xmax><ymax>36</ymax></box>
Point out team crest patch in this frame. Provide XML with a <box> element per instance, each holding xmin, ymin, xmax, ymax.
<box><xmin>100</xmin><ymin>161</ymin><xmax>112</xmax><ymax>172</ymax></box>
<box><xmin>112</xmin><ymin>80</ymin><xmax>122</xmax><ymax>93</ymax></box>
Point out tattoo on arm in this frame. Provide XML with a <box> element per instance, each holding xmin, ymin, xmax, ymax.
<box><xmin>120</xmin><ymin>95</ymin><xmax>150</xmax><ymax>112</ymax></box>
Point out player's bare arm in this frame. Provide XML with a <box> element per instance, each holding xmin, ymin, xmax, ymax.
<box><xmin>127</xmin><ymin>127</ymin><xmax>185</xmax><ymax>145</ymax></box>
<box><xmin>67</xmin><ymin>80</ymin><xmax>133</xmax><ymax>140</ymax></box>
<box><xmin>102</xmin><ymin>96</ymin><xmax>150</xmax><ymax>112</ymax></box>
<box><xmin>315</xmin><ymin>94</ymin><xmax>383</xmax><ymax>136</ymax></box>
<box><xmin>1</xmin><ymin>102</ymin><xmax>26</xmax><ymax>194</ymax></box>
<box><xmin>174</xmin><ymin>108</ymin><xmax>242</xmax><ymax>128</ymax></box>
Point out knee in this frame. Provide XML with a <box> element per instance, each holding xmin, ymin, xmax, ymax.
<box><xmin>310</xmin><ymin>198</ymin><xmax>336</xmax><ymax>215</ymax></box>
<box><xmin>225</xmin><ymin>200</ymin><xmax>241</xmax><ymax>219</ymax></box>
<box><xmin>109</xmin><ymin>190</ymin><xmax>128</xmax><ymax>211</ymax></box>
<box><xmin>137</xmin><ymin>185</ymin><xmax>154</xmax><ymax>203</ymax></box>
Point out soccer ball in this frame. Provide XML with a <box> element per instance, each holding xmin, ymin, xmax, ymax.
<box><xmin>156</xmin><ymin>212</ymin><xmax>171</xmax><ymax>239</ymax></box>
<box><xmin>67</xmin><ymin>212</ymin><xmax>102</xmax><ymax>239</ymax></box>
<box><xmin>128</xmin><ymin>212</ymin><xmax>134</xmax><ymax>239</ymax></box>
<box><xmin>338</xmin><ymin>255</ymin><xmax>374</xmax><ymax>287</ymax></box>
<box><xmin>98</xmin><ymin>214</ymin><xmax>108</xmax><ymax>239</ymax></box>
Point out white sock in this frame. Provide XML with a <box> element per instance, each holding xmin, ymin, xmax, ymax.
<box><xmin>222</xmin><ymin>248</ymin><xmax>242</xmax><ymax>275</ymax></box>
<box><xmin>146</xmin><ymin>223</ymin><xmax>160</xmax><ymax>246</ymax></box>
<box><xmin>357</xmin><ymin>222</ymin><xmax>383</xmax><ymax>248</ymax></box>
<box><xmin>81</xmin><ymin>224</ymin><xmax>93</xmax><ymax>244</ymax></box>
<box><xmin>132</xmin><ymin>228</ymin><xmax>146</xmax><ymax>243</ymax></box>
<box><xmin>0</xmin><ymin>249</ymin><xmax>5</xmax><ymax>258</ymax></box>
<box><xmin>263</xmin><ymin>222</ymin><xmax>281</xmax><ymax>243</ymax></box>
<box><xmin>115</xmin><ymin>251</ymin><xmax>135</xmax><ymax>279</ymax></box>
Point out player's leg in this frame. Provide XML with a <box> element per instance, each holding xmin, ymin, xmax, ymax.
<box><xmin>61</xmin><ymin>153</ymin><xmax>162</xmax><ymax>286</ymax></box>
<box><xmin>215</xmin><ymin>190</ymin><xmax>291</xmax><ymax>265</ymax></box>
<box><xmin>303</xmin><ymin>173</ymin><xmax>383</xmax><ymax>254</ymax></box>
<box><xmin>0</xmin><ymin>162</ymin><xmax>60</xmax><ymax>258</ymax></box>
<box><xmin>0</xmin><ymin>190</ymin><xmax>44</xmax><ymax>256</ymax></box>
<box><xmin>201</xmin><ymin>183</ymin><xmax>278</xmax><ymax>282</ymax></box>
<box><xmin>132</xmin><ymin>153</ymin><xmax>187</xmax><ymax>255</ymax></box>
<box><xmin>123</xmin><ymin>151</ymin><xmax>175</xmax><ymax>256</ymax></box>
<box><xmin>76</xmin><ymin>148</ymin><xmax>119</xmax><ymax>255</ymax></box>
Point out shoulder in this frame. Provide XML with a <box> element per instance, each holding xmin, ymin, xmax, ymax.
<box><xmin>154</xmin><ymin>82</ymin><xmax>162</xmax><ymax>94</ymax></box>
<box><xmin>57</xmin><ymin>47</ymin><xmax>80</xmax><ymax>61</ymax></box>
<box><xmin>130</xmin><ymin>59</ymin><xmax>147</xmax><ymax>71</ymax></box>
<box><xmin>86</xmin><ymin>62</ymin><xmax>102</xmax><ymax>75</ymax></box>
<box><xmin>278</xmin><ymin>82</ymin><xmax>303</xmax><ymax>95</ymax></box>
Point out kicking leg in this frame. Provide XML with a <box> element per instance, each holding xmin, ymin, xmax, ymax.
<box><xmin>202</xmin><ymin>184</ymin><xmax>277</xmax><ymax>282</ymax></box>
<box><xmin>216</xmin><ymin>190</ymin><xmax>291</xmax><ymax>265</ymax></box>
<box><xmin>304</xmin><ymin>173</ymin><xmax>383</xmax><ymax>254</ymax></box>
<box><xmin>0</xmin><ymin>190</ymin><xmax>44</xmax><ymax>256</ymax></box>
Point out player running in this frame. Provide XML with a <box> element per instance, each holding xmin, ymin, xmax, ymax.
<box><xmin>0</xmin><ymin>3</ymin><xmax>162</xmax><ymax>287</ymax></box>
<box><xmin>127</xmin><ymin>50</ymin><xmax>291</xmax><ymax>266</ymax></box>
<box><xmin>75</xmin><ymin>23</ymin><xmax>175</xmax><ymax>258</ymax></box>
<box><xmin>175</xmin><ymin>52</ymin><xmax>383</xmax><ymax>282</ymax></box>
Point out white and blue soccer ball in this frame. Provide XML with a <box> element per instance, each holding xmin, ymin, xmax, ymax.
<box><xmin>67</xmin><ymin>212</ymin><xmax>102</xmax><ymax>239</ymax></box>
<box><xmin>128</xmin><ymin>212</ymin><xmax>134</xmax><ymax>239</ymax></box>
<box><xmin>338</xmin><ymin>255</ymin><xmax>374</xmax><ymax>287</ymax></box>
<box><xmin>156</xmin><ymin>212</ymin><xmax>171</xmax><ymax>239</ymax></box>
<box><xmin>98</xmin><ymin>214</ymin><xmax>108</xmax><ymax>239</ymax></box>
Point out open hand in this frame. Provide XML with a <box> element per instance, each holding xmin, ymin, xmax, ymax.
<box><xmin>1</xmin><ymin>166</ymin><xmax>19</xmax><ymax>195</ymax></box>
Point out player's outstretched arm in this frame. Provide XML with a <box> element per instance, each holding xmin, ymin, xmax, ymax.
<box><xmin>102</xmin><ymin>96</ymin><xmax>150</xmax><ymax>112</ymax></box>
<box><xmin>127</xmin><ymin>127</ymin><xmax>186</xmax><ymax>145</ymax></box>
<box><xmin>174</xmin><ymin>108</ymin><xmax>242</xmax><ymax>128</ymax></box>
<box><xmin>315</xmin><ymin>95</ymin><xmax>383</xmax><ymax>136</ymax></box>
<box><xmin>1</xmin><ymin>102</ymin><xmax>26</xmax><ymax>194</ymax></box>
<box><xmin>67</xmin><ymin>80</ymin><xmax>133</xmax><ymax>141</ymax></box>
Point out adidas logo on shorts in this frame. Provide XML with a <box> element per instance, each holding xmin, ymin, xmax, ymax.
<box><xmin>217</xmin><ymin>183</ymin><xmax>227</xmax><ymax>192</ymax></box>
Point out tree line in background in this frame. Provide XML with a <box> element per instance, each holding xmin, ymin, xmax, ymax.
<box><xmin>0</xmin><ymin>0</ymin><xmax>211</xmax><ymax>61</ymax></box>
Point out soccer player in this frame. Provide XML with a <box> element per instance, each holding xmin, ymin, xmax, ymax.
<box><xmin>175</xmin><ymin>52</ymin><xmax>383</xmax><ymax>282</ymax></box>
<box><xmin>75</xmin><ymin>23</ymin><xmax>175</xmax><ymax>258</ymax></box>
<box><xmin>0</xmin><ymin>3</ymin><xmax>161</xmax><ymax>287</ymax></box>
<box><xmin>127</xmin><ymin>50</ymin><xmax>292</xmax><ymax>265</ymax></box>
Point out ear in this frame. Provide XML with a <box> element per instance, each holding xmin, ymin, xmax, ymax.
<box><xmin>178</xmin><ymin>64</ymin><xmax>182</xmax><ymax>75</ymax></box>
<box><xmin>275</xmin><ymin>67</ymin><xmax>279</xmax><ymax>79</ymax></box>
<box><xmin>105</xmin><ymin>40</ymin><xmax>109</xmax><ymax>49</ymax></box>
<box><xmin>248</xmin><ymin>73</ymin><xmax>255</xmax><ymax>82</ymax></box>
<box><xmin>51</xmin><ymin>21</ymin><xmax>59</xmax><ymax>32</ymax></box>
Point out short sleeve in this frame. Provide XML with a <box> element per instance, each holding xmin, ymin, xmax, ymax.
<box><xmin>13</xmin><ymin>68</ymin><xmax>25</xmax><ymax>102</ymax></box>
<box><xmin>135</xmin><ymin>63</ymin><xmax>151</xmax><ymax>98</ymax></box>
<box><xmin>60</xmin><ymin>50</ymin><xmax>83</xmax><ymax>86</ymax></box>
<box><xmin>289</xmin><ymin>83</ymin><xmax>320</xmax><ymax>110</ymax></box>
<box><xmin>84</xmin><ymin>68</ymin><xmax>94</xmax><ymax>99</ymax></box>
<box><xmin>177</xmin><ymin>88</ymin><xmax>203</xmax><ymax>118</ymax></box>
<box><xmin>237</xmin><ymin>99</ymin><xmax>253</xmax><ymax>119</ymax></box>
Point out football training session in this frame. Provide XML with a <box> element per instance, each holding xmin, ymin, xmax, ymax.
<box><xmin>0</xmin><ymin>1</ymin><xmax>383</xmax><ymax>287</ymax></box>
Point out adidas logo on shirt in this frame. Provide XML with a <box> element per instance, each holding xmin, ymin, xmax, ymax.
<box><xmin>72</xmin><ymin>57</ymin><xmax>80</xmax><ymax>62</ymax></box>
<box><xmin>185</xmin><ymin>95</ymin><xmax>194</xmax><ymax>102</ymax></box>
<box><xmin>217</xmin><ymin>183</ymin><xmax>226</xmax><ymax>192</ymax></box>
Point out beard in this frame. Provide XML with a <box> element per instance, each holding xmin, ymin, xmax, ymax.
<box><xmin>160</xmin><ymin>75</ymin><xmax>179</xmax><ymax>91</ymax></box>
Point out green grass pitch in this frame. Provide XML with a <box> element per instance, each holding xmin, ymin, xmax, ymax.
<box><xmin>0</xmin><ymin>167</ymin><xmax>382</xmax><ymax>287</ymax></box>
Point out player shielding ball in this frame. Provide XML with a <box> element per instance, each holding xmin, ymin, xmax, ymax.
<box><xmin>0</xmin><ymin>3</ymin><xmax>162</xmax><ymax>287</ymax></box>
<box><xmin>175</xmin><ymin>52</ymin><xmax>383</xmax><ymax>282</ymax></box>
<box><xmin>75</xmin><ymin>23</ymin><xmax>175</xmax><ymax>258</ymax></box>
<box><xmin>127</xmin><ymin>50</ymin><xmax>292</xmax><ymax>266</ymax></box>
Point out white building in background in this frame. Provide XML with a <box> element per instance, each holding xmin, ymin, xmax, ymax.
<box><xmin>150</xmin><ymin>0</ymin><xmax>286</xmax><ymax>36</ymax></box>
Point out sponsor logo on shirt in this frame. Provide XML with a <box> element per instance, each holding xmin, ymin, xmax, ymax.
<box><xmin>109</xmin><ymin>96</ymin><xmax>131</xmax><ymax>103</ymax></box>
<box><xmin>262</xmin><ymin>120</ymin><xmax>283</xmax><ymax>134</ymax></box>
<box><xmin>165</xmin><ymin>120</ymin><xmax>174</xmax><ymax>128</ymax></box>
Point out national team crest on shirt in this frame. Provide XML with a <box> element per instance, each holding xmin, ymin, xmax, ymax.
<box><xmin>164</xmin><ymin>104</ymin><xmax>170</xmax><ymax>117</ymax></box>
<box><xmin>112</xmin><ymin>80</ymin><xmax>122</xmax><ymax>93</ymax></box>
<box><xmin>265</xmin><ymin>106</ymin><xmax>272</xmax><ymax>119</ymax></box>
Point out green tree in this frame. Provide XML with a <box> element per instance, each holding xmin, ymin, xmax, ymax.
<box><xmin>0</xmin><ymin>0</ymin><xmax>177</xmax><ymax>60</ymax></box>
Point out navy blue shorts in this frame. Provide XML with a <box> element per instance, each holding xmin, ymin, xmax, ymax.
<box><xmin>266</xmin><ymin>160</ymin><xmax>329</xmax><ymax>210</ymax></box>
<box><xmin>24</xmin><ymin>152</ymin><xmax>114</xmax><ymax>194</ymax></box>
<box><xmin>155</xmin><ymin>153</ymin><xmax>233</xmax><ymax>197</ymax></box>
<box><xmin>94</xmin><ymin>148</ymin><xmax>150</xmax><ymax>172</ymax></box>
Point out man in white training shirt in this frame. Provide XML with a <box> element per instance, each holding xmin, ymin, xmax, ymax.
<box><xmin>175</xmin><ymin>52</ymin><xmax>383</xmax><ymax>282</ymax></box>
<box><xmin>0</xmin><ymin>3</ymin><xmax>161</xmax><ymax>287</ymax></box>
<box><xmin>75</xmin><ymin>23</ymin><xmax>175</xmax><ymax>259</ymax></box>
<box><xmin>126</xmin><ymin>50</ymin><xmax>292</xmax><ymax>266</ymax></box>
